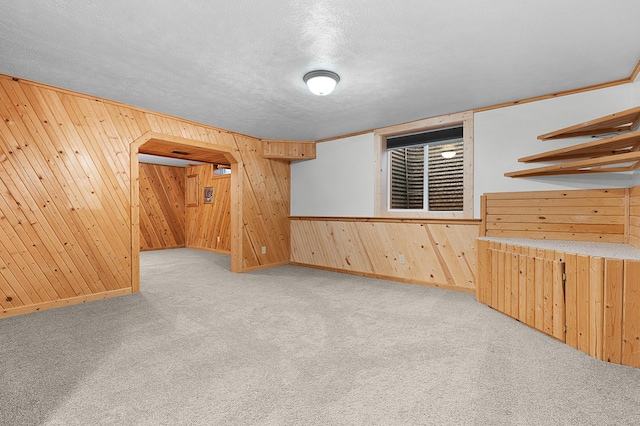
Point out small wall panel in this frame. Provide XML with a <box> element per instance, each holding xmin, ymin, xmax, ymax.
<box><xmin>262</xmin><ymin>139</ymin><xmax>316</xmax><ymax>160</ymax></box>
<box><xmin>185</xmin><ymin>164</ymin><xmax>231</xmax><ymax>253</ymax></box>
<box><xmin>139</xmin><ymin>163</ymin><xmax>185</xmax><ymax>251</ymax></box>
<box><xmin>630</xmin><ymin>185</ymin><xmax>640</xmax><ymax>249</ymax></box>
<box><xmin>291</xmin><ymin>218</ymin><xmax>480</xmax><ymax>292</ymax></box>
<box><xmin>483</xmin><ymin>189</ymin><xmax>627</xmax><ymax>242</ymax></box>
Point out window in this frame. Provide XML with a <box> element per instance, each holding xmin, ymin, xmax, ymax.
<box><xmin>374</xmin><ymin>111</ymin><xmax>473</xmax><ymax>218</ymax></box>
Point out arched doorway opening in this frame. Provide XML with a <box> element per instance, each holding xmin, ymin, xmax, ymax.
<box><xmin>130</xmin><ymin>132</ymin><xmax>242</xmax><ymax>292</ymax></box>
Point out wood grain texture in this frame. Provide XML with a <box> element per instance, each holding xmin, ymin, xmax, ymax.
<box><xmin>603</xmin><ymin>258</ymin><xmax>624</xmax><ymax>364</ymax></box>
<box><xmin>291</xmin><ymin>218</ymin><xmax>479</xmax><ymax>292</ymax></box>
<box><xmin>622</xmin><ymin>260</ymin><xmax>640</xmax><ymax>368</ymax></box>
<box><xmin>0</xmin><ymin>74</ymin><xmax>290</xmax><ymax>317</ymax></box>
<box><xmin>484</xmin><ymin>189</ymin><xmax>627</xmax><ymax>243</ymax></box>
<box><xmin>139</xmin><ymin>163</ymin><xmax>185</xmax><ymax>251</ymax></box>
<box><xmin>630</xmin><ymin>185</ymin><xmax>640</xmax><ymax>249</ymax></box>
<box><xmin>476</xmin><ymin>243</ymin><xmax>565</xmax><ymax>341</ymax></box>
<box><xmin>185</xmin><ymin>165</ymin><xmax>231</xmax><ymax>253</ymax></box>
<box><xmin>261</xmin><ymin>140</ymin><xmax>316</xmax><ymax>160</ymax></box>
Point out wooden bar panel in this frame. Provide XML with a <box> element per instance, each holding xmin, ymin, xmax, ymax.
<box><xmin>603</xmin><ymin>258</ymin><xmax>624</xmax><ymax>364</ymax></box>
<box><xmin>589</xmin><ymin>257</ymin><xmax>604</xmax><ymax>360</ymax></box>
<box><xmin>564</xmin><ymin>253</ymin><xmax>578</xmax><ymax>349</ymax></box>
<box><xmin>622</xmin><ymin>260</ymin><xmax>640</xmax><ymax>368</ymax></box>
<box><xmin>475</xmin><ymin>239</ymin><xmax>490</xmax><ymax>303</ymax></box>
<box><xmin>477</xmin><ymin>242</ymin><xmax>565</xmax><ymax>341</ymax></box>
<box><xmin>291</xmin><ymin>219</ymin><xmax>480</xmax><ymax>292</ymax></box>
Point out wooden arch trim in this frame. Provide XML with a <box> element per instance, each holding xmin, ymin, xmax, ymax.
<box><xmin>130</xmin><ymin>132</ymin><xmax>243</xmax><ymax>292</ymax></box>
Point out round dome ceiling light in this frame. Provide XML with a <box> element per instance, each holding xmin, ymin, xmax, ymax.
<box><xmin>303</xmin><ymin>70</ymin><xmax>340</xmax><ymax>96</ymax></box>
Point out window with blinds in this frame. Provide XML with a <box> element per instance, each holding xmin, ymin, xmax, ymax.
<box><xmin>387</xmin><ymin>126</ymin><xmax>464</xmax><ymax>211</ymax></box>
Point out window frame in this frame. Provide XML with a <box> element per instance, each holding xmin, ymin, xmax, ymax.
<box><xmin>374</xmin><ymin>111</ymin><xmax>474</xmax><ymax>218</ymax></box>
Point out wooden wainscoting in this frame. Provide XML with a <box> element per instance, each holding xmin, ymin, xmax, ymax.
<box><xmin>0</xmin><ymin>73</ymin><xmax>290</xmax><ymax>318</ymax></box>
<box><xmin>482</xmin><ymin>188</ymin><xmax>628</xmax><ymax>242</ymax></box>
<box><xmin>291</xmin><ymin>217</ymin><xmax>481</xmax><ymax>292</ymax></box>
<box><xmin>185</xmin><ymin>165</ymin><xmax>231</xmax><ymax>253</ymax></box>
<box><xmin>139</xmin><ymin>163</ymin><xmax>186</xmax><ymax>251</ymax></box>
<box><xmin>630</xmin><ymin>185</ymin><xmax>640</xmax><ymax>249</ymax></box>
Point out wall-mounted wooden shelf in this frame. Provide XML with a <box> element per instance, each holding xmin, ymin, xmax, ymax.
<box><xmin>507</xmin><ymin>106</ymin><xmax>640</xmax><ymax>178</ymax></box>
<box><xmin>519</xmin><ymin>131</ymin><xmax>640</xmax><ymax>163</ymax></box>
<box><xmin>538</xmin><ymin>105</ymin><xmax>640</xmax><ymax>140</ymax></box>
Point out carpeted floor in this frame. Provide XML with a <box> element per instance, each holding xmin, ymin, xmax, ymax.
<box><xmin>2</xmin><ymin>248</ymin><xmax>640</xmax><ymax>425</ymax></box>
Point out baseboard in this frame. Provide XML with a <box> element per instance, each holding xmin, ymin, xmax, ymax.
<box><xmin>242</xmin><ymin>261</ymin><xmax>290</xmax><ymax>273</ymax></box>
<box><xmin>141</xmin><ymin>245</ymin><xmax>186</xmax><ymax>252</ymax></box>
<box><xmin>185</xmin><ymin>245</ymin><xmax>231</xmax><ymax>255</ymax></box>
<box><xmin>0</xmin><ymin>288</ymin><xmax>132</xmax><ymax>319</ymax></box>
<box><xmin>289</xmin><ymin>262</ymin><xmax>476</xmax><ymax>293</ymax></box>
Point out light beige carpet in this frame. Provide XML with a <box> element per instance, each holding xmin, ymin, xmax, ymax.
<box><xmin>2</xmin><ymin>248</ymin><xmax>640</xmax><ymax>425</ymax></box>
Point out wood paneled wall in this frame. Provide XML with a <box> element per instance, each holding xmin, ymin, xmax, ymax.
<box><xmin>482</xmin><ymin>189</ymin><xmax>627</xmax><ymax>243</ymax></box>
<box><xmin>139</xmin><ymin>163</ymin><xmax>185</xmax><ymax>251</ymax></box>
<box><xmin>630</xmin><ymin>185</ymin><xmax>640</xmax><ymax>248</ymax></box>
<box><xmin>290</xmin><ymin>217</ymin><xmax>481</xmax><ymax>292</ymax></box>
<box><xmin>0</xmin><ymin>74</ymin><xmax>290</xmax><ymax>317</ymax></box>
<box><xmin>477</xmin><ymin>239</ymin><xmax>640</xmax><ymax>369</ymax></box>
<box><xmin>185</xmin><ymin>164</ymin><xmax>231</xmax><ymax>253</ymax></box>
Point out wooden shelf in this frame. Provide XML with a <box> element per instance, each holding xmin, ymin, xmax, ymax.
<box><xmin>538</xmin><ymin>105</ymin><xmax>640</xmax><ymax>140</ymax></box>
<box><xmin>505</xmin><ymin>151</ymin><xmax>640</xmax><ymax>178</ymax></box>
<box><xmin>507</xmin><ymin>106</ymin><xmax>640</xmax><ymax>178</ymax></box>
<box><xmin>519</xmin><ymin>130</ymin><xmax>640</xmax><ymax>163</ymax></box>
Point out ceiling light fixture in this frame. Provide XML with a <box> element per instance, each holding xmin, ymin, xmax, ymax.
<box><xmin>441</xmin><ymin>151</ymin><xmax>456</xmax><ymax>159</ymax></box>
<box><xmin>303</xmin><ymin>70</ymin><xmax>340</xmax><ymax>96</ymax></box>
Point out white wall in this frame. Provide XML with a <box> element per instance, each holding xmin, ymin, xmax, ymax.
<box><xmin>291</xmin><ymin>82</ymin><xmax>639</xmax><ymax>218</ymax></box>
<box><xmin>290</xmin><ymin>133</ymin><xmax>375</xmax><ymax>216</ymax></box>
<box><xmin>474</xmin><ymin>83</ymin><xmax>636</xmax><ymax>217</ymax></box>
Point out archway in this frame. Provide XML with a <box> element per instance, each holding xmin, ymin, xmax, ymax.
<box><xmin>130</xmin><ymin>132</ymin><xmax>243</xmax><ymax>292</ymax></box>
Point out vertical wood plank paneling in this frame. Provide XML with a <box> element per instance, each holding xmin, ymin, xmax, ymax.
<box><xmin>0</xmin><ymin>74</ymin><xmax>291</xmax><ymax>317</ymax></box>
<box><xmin>589</xmin><ymin>257</ymin><xmax>604</xmax><ymax>360</ymax></box>
<box><xmin>553</xmin><ymin>251</ymin><xmax>566</xmax><ymax>342</ymax></box>
<box><xmin>510</xmin><ymin>252</ymin><xmax>519</xmax><ymax>319</ymax></box>
<box><xmin>543</xmin><ymin>254</ymin><xmax>554</xmax><ymax>336</ymax></box>
<box><xmin>534</xmin><ymin>252</ymin><xmax>544</xmax><ymax>330</ymax></box>
<box><xmin>622</xmin><ymin>260</ymin><xmax>640</xmax><ymax>368</ymax></box>
<box><xmin>139</xmin><ymin>163</ymin><xmax>185</xmax><ymax>251</ymax></box>
<box><xmin>475</xmin><ymin>239</ymin><xmax>489</xmax><ymax>303</ymax></box>
<box><xmin>576</xmin><ymin>255</ymin><xmax>591</xmax><ymax>355</ymax></box>
<box><xmin>603</xmin><ymin>258</ymin><xmax>624</xmax><ymax>364</ymax></box>
<box><xmin>503</xmin><ymin>250</ymin><xmax>512</xmax><ymax>317</ymax></box>
<box><xmin>518</xmin><ymin>254</ymin><xmax>527</xmax><ymax>321</ymax></box>
<box><xmin>564</xmin><ymin>253</ymin><xmax>579</xmax><ymax>349</ymax></box>
<box><xmin>497</xmin><ymin>250</ymin><xmax>506</xmax><ymax>312</ymax></box>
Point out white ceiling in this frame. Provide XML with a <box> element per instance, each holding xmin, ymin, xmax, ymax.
<box><xmin>2</xmin><ymin>1</ymin><xmax>640</xmax><ymax>141</ymax></box>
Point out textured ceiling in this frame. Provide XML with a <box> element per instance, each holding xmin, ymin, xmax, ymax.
<box><xmin>1</xmin><ymin>1</ymin><xmax>640</xmax><ymax>141</ymax></box>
